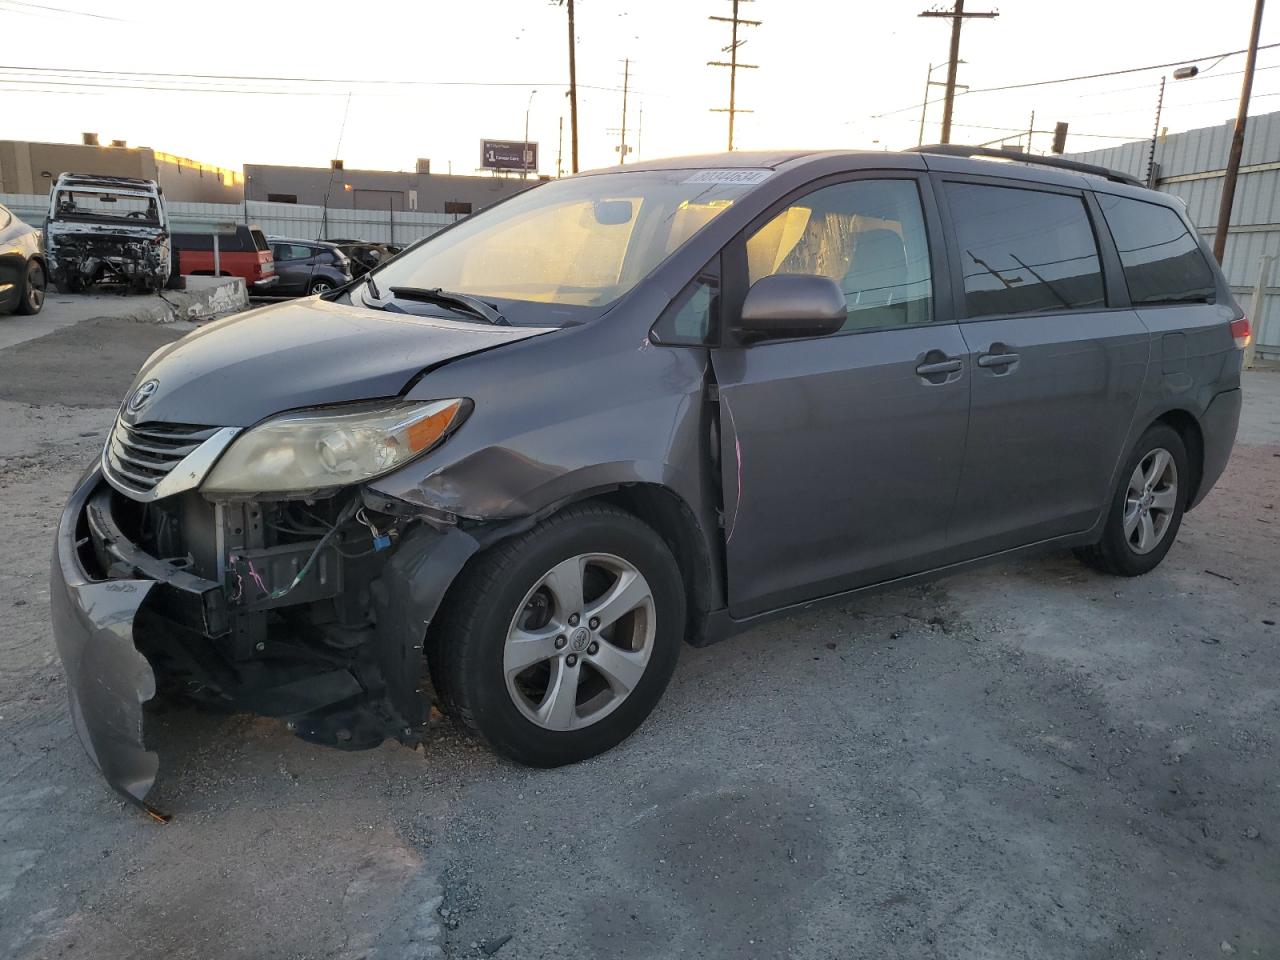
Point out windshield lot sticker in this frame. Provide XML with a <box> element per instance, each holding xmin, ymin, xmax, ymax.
<box><xmin>681</xmin><ymin>169</ymin><xmax>773</xmax><ymax>185</ymax></box>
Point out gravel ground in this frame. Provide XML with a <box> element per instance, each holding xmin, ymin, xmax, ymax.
<box><xmin>1</xmin><ymin>310</ymin><xmax>1277</xmax><ymax>960</ymax></box>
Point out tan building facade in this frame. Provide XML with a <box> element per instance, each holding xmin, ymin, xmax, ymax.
<box><xmin>0</xmin><ymin>139</ymin><xmax>243</xmax><ymax>202</ymax></box>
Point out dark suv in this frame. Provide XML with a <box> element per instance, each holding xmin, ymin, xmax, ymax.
<box><xmin>50</xmin><ymin>146</ymin><xmax>1244</xmax><ymax>809</ymax></box>
<box><xmin>268</xmin><ymin>237</ymin><xmax>353</xmax><ymax>296</ymax></box>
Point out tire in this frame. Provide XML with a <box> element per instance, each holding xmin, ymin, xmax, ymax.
<box><xmin>1075</xmin><ymin>423</ymin><xmax>1188</xmax><ymax>577</ymax></box>
<box><xmin>16</xmin><ymin>259</ymin><xmax>45</xmax><ymax>315</ymax></box>
<box><xmin>431</xmin><ymin>503</ymin><xmax>685</xmax><ymax>766</ymax></box>
<box><xmin>309</xmin><ymin>279</ymin><xmax>333</xmax><ymax>295</ymax></box>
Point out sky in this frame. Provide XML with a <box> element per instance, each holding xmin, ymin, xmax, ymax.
<box><xmin>0</xmin><ymin>0</ymin><xmax>1276</xmax><ymax>176</ymax></box>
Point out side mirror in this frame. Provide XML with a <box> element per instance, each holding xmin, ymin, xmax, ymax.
<box><xmin>737</xmin><ymin>273</ymin><xmax>847</xmax><ymax>343</ymax></box>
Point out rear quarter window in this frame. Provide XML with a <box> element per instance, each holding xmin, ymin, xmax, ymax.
<box><xmin>1096</xmin><ymin>194</ymin><xmax>1216</xmax><ymax>305</ymax></box>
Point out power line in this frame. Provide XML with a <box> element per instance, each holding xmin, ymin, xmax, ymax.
<box><xmin>872</xmin><ymin>41</ymin><xmax>1280</xmax><ymax>120</ymax></box>
<box><xmin>0</xmin><ymin>0</ymin><xmax>127</xmax><ymax>21</ymax></box>
<box><xmin>0</xmin><ymin>63</ymin><xmax>627</xmax><ymax>93</ymax></box>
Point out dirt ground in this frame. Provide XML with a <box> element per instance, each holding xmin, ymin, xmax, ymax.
<box><xmin>1</xmin><ymin>305</ymin><xmax>1277</xmax><ymax>960</ymax></box>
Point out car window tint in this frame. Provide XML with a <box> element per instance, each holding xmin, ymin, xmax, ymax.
<box><xmin>746</xmin><ymin>179</ymin><xmax>933</xmax><ymax>331</ymax></box>
<box><xmin>1097</xmin><ymin>194</ymin><xmax>1216</xmax><ymax>305</ymax></box>
<box><xmin>947</xmin><ymin>183</ymin><xmax>1105</xmax><ymax>317</ymax></box>
<box><xmin>652</xmin><ymin>258</ymin><xmax>719</xmax><ymax>346</ymax></box>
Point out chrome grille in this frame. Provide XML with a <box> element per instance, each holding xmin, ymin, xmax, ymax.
<box><xmin>103</xmin><ymin>419</ymin><xmax>222</xmax><ymax>498</ymax></box>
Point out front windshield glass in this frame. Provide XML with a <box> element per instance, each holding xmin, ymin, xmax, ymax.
<box><xmin>367</xmin><ymin>169</ymin><xmax>769</xmax><ymax>321</ymax></box>
<box><xmin>53</xmin><ymin>190</ymin><xmax>159</xmax><ymax>226</ymax></box>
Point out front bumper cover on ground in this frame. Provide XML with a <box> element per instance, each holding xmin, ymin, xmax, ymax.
<box><xmin>50</xmin><ymin>472</ymin><xmax>161</xmax><ymax>807</ymax></box>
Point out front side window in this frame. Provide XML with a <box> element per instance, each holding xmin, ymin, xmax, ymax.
<box><xmin>947</xmin><ymin>182</ymin><xmax>1105</xmax><ymax>317</ymax></box>
<box><xmin>1097</xmin><ymin>194</ymin><xmax>1216</xmax><ymax>305</ymax></box>
<box><xmin>651</xmin><ymin>258</ymin><xmax>719</xmax><ymax>345</ymax></box>
<box><xmin>746</xmin><ymin>179</ymin><xmax>934</xmax><ymax>331</ymax></box>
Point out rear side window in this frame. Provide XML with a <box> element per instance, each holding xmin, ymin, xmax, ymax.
<box><xmin>1096</xmin><ymin>194</ymin><xmax>1216</xmax><ymax>305</ymax></box>
<box><xmin>946</xmin><ymin>182</ymin><xmax>1105</xmax><ymax>317</ymax></box>
<box><xmin>250</xmin><ymin>229</ymin><xmax>270</xmax><ymax>252</ymax></box>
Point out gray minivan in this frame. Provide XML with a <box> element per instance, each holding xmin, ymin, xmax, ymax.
<box><xmin>51</xmin><ymin>146</ymin><xmax>1245</xmax><ymax>808</ymax></box>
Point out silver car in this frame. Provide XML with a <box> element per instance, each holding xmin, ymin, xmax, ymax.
<box><xmin>49</xmin><ymin>147</ymin><xmax>1245</xmax><ymax>810</ymax></box>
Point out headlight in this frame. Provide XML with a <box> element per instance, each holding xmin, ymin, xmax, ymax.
<box><xmin>202</xmin><ymin>398</ymin><xmax>469</xmax><ymax>495</ymax></box>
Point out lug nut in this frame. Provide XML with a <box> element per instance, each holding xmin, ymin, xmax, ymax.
<box><xmin>568</xmin><ymin>613</ymin><xmax>580</xmax><ymax>626</ymax></box>
<box><xmin>566</xmin><ymin>654</ymin><xmax>578</xmax><ymax>667</ymax></box>
<box><xmin>555</xmin><ymin>635</ymin><xmax>567</xmax><ymax>649</ymax></box>
<box><xmin>588</xmin><ymin>616</ymin><xmax>600</xmax><ymax>630</ymax></box>
<box><xmin>587</xmin><ymin>641</ymin><xmax>599</xmax><ymax>655</ymax></box>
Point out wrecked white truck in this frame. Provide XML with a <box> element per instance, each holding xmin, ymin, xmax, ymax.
<box><xmin>45</xmin><ymin>173</ymin><xmax>171</xmax><ymax>293</ymax></box>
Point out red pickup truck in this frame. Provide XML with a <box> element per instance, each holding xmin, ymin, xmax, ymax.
<box><xmin>171</xmin><ymin>225</ymin><xmax>277</xmax><ymax>293</ymax></box>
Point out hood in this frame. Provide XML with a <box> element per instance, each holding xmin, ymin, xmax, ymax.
<box><xmin>124</xmin><ymin>297</ymin><xmax>554</xmax><ymax>427</ymax></box>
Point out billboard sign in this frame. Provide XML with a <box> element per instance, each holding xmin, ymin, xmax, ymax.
<box><xmin>481</xmin><ymin>139</ymin><xmax>538</xmax><ymax>172</ymax></box>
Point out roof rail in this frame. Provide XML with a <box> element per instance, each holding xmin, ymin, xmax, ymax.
<box><xmin>907</xmin><ymin>144</ymin><xmax>1143</xmax><ymax>188</ymax></box>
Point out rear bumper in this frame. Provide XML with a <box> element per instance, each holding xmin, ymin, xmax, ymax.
<box><xmin>251</xmin><ymin>274</ymin><xmax>278</xmax><ymax>291</ymax></box>
<box><xmin>1190</xmin><ymin>387</ymin><xmax>1242</xmax><ymax>509</ymax></box>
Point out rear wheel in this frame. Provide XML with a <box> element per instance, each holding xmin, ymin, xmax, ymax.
<box><xmin>431</xmin><ymin>503</ymin><xmax>685</xmax><ymax>766</ymax></box>
<box><xmin>16</xmin><ymin>259</ymin><xmax>45</xmax><ymax>315</ymax></box>
<box><xmin>1075</xmin><ymin>423</ymin><xmax>1187</xmax><ymax>576</ymax></box>
<box><xmin>309</xmin><ymin>279</ymin><xmax>333</xmax><ymax>295</ymax></box>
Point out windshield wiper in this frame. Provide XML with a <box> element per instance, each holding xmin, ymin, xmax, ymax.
<box><xmin>387</xmin><ymin>286</ymin><xmax>509</xmax><ymax>326</ymax></box>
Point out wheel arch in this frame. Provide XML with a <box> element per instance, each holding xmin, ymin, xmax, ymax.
<box><xmin>1152</xmin><ymin>408</ymin><xmax>1205</xmax><ymax>508</ymax></box>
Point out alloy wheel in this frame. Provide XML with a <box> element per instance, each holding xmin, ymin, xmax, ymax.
<box><xmin>503</xmin><ymin>553</ymin><xmax>655</xmax><ymax>731</ymax></box>
<box><xmin>27</xmin><ymin>262</ymin><xmax>45</xmax><ymax>311</ymax></box>
<box><xmin>1123</xmin><ymin>447</ymin><xmax>1178</xmax><ymax>555</ymax></box>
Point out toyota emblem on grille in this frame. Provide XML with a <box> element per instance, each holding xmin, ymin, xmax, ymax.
<box><xmin>128</xmin><ymin>380</ymin><xmax>159</xmax><ymax>413</ymax></box>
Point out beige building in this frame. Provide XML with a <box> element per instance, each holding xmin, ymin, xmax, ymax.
<box><xmin>0</xmin><ymin>137</ymin><xmax>243</xmax><ymax>202</ymax></box>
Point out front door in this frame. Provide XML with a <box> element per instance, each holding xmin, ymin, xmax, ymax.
<box><xmin>938</xmin><ymin>178</ymin><xmax>1149</xmax><ymax>556</ymax></box>
<box><xmin>711</xmin><ymin>175</ymin><xmax>971</xmax><ymax>619</ymax></box>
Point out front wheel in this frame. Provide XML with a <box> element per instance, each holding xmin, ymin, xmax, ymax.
<box><xmin>308</xmin><ymin>279</ymin><xmax>333</xmax><ymax>296</ymax></box>
<box><xmin>431</xmin><ymin>503</ymin><xmax>685</xmax><ymax>766</ymax></box>
<box><xmin>1075</xmin><ymin>423</ymin><xmax>1188</xmax><ymax>577</ymax></box>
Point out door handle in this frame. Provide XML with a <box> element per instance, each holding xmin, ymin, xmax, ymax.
<box><xmin>977</xmin><ymin>352</ymin><xmax>1020</xmax><ymax>368</ymax></box>
<box><xmin>915</xmin><ymin>358</ymin><xmax>963</xmax><ymax>376</ymax></box>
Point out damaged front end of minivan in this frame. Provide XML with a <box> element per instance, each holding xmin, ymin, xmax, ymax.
<box><xmin>44</xmin><ymin>174</ymin><xmax>171</xmax><ymax>294</ymax></box>
<box><xmin>53</xmin><ymin>424</ymin><xmax>491</xmax><ymax>810</ymax></box>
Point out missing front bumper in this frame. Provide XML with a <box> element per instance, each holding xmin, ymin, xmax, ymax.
<box><xmin>49</xmin><ymin>471</ymin><xmax>483</xmax><ymax>810</ymax></box>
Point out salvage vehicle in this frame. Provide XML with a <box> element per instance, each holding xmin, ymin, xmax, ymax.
<box><xmin>172</xmin><ymin>225</ymin><xmax>277</xmax><ymax>294</ymax></box>
<box><xmin>45</xmin><ymin>174</ymin><xmax>170</xmax><ymax>293</ymax></box>
<box><xmin>51</xmin><ymin>146</ymin><xmax>1245</xmax><ymax>810</ymax></box>
<box><xmin>0</xmin><ymin>201</ymin><xmax>46</xmax><ymax>315</ymax></box>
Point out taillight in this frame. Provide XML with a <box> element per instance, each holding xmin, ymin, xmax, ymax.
<box><xmin>1230</xmin><ymin>316</ymin><xmax>1252</xmax><ymax>350</ymax></box>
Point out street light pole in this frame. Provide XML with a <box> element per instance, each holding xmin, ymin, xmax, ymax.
<box><xmin>523</xmin><ymin>89</ymin><xmax>537</xmax><ymax>179</ymax></box>
<box><xmin>1214</xmin><ymin>0</ymin><xmax>1266</xmax><ymax>264</ymax></box>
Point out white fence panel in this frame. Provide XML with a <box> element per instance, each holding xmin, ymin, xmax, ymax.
<box><xmin>1</xmin><ymin>193</ymin><xmax>455</xmax><ymax>246</ymax></box>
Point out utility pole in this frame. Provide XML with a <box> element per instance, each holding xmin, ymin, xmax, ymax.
<box><xmin>919</xmin><ymin>1</ymin><xmax>998</xmax><ymax>145</ymax></box>
<box><xmin>619</xmin><ymin>58</ymin><xmax>630</xmax><ymax>164</ymax></box>
<box><xmin>1027</xmin><ymin>110</ymin><xmax>1034</xmax><ymax>153</ymax></box>
<box><xmin>1147</xmin><ymin>76</ymin><xmax>1166</xmax><ymax>186</ymax></box>
<box><xmin>1214</xmin><ymin>0</ymin><xmax>1265</xmax><ymax>263</ymax></box>
<box><xmin>709</xmin><ymin>0</ymin><xmax>760</xmax><ymax>151</ymax></box>
<box><xmin>557</xmin><ymin>116</ymin><xmax>564</xmax><ymax>178</ymax></box>
<box><xmin>555</xmin><ymin>0</ymin><xmax>579</xmax><ymax>173</ymax></box>
<box><xmin>637</xmin><ymin>106</ymin><xmax>643</xmax><ymax>160</ymax></box>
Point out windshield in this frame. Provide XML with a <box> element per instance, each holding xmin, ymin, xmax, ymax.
<box><xmin>366</xmin><ymin>169</ymin><xmax>767</xmax><ymax>322</ymax></box>
<box><xmin>52</xmin><ymin>189</ymin><xmax>160</xmax><ymax>226</ymax></box>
